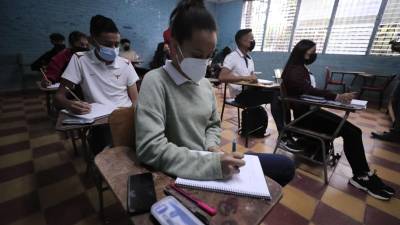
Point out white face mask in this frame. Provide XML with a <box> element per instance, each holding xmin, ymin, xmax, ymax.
<box><xmin>177</xmin><ymin>45</ymin><xmax>208</xmax><ymax>83</ymax></box>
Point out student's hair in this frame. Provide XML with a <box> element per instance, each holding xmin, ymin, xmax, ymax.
<box><xmin>170</xmin><ymin>0</ymin><xmax>217</xmax><ymax>44</ymax></box>
<box><xmin>90</xmin><ymin>15</ymin><xmax>119</xmax><ymax>36</ymax></box>
<box><xmin>121</xmin><ymin>38</ymin><xmax>131</xmax><ymax>44</ymax></box>
<box><xmin>49</xmin><ymin>33</ymin><xmax>65</xmax><ymax>42</ymax></box>
<box><xmin>282</xmin><ymin>39</ymin><xmax>316</xmax><ymax>77</ymax></box>
<box><xmin>149</xmin><ymin>42</ymin><xmax>168</xmax><ymax>69</ymax></box>
<box><xmin>68</xmin><ymin>31</ymin><xmax>87</xmax><ymax>46</ymax></box>
<box><xmin>235</xmin><ymin>29</ymin><xmax>252</xmax><ymax>45</ymax></box>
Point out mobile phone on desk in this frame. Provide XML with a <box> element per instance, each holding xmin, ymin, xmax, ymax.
<box><xmin>62</xmin><ymin>118</ymin><xmax>94</xmax><ymax>125</ymax></box>
<box><xmin>127</xmin><ymin>173</ymin><xmax>157</xmax><ymax>215</ymax></box>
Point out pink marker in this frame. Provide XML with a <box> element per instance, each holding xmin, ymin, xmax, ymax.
<box><xmin>170</xmin><ymin>183</ymin><xmax>217</xmax><ymax>216</ymax></box>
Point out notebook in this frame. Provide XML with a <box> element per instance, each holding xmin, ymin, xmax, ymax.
<box><xmin>48</xmin><ymin>83</ymin><xmax>60</xmax><ymax>89</ymax></box>
<box><xmin>350</xmin><ymin>99</ymin><xmax>368</xmax><ymax>109</ymax></box>
<box><xmin>61</xmin><ymin>103</ymin><xmax>117</xmax><ymax>120</ymax></box>
<box><xmin>175</xmin><ymin>154</ymin><xmax>271</xmax><ymax>200</ymax></box>
<box><xmin>258</xmin><ymin>79</ymin><xmax>274</xmax><ymax>85</ymax></box>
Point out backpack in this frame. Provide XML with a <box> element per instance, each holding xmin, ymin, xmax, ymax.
<box><xmin>240</xmin><ymin>106</ymin><xmax>268</xmax><ymax>138</ymax></box>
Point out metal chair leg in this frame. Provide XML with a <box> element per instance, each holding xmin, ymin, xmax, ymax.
<box><xmin>320</xmin><ymin>139</ymin><xmax>328</xmax><ymax>184</ymax></box>
<box><xmin>220</xmin><ymin>102</ymin><xmax>226</xmax><ymax>121</ymax></box>
<box><xmin>237</xmin><ymin>108</ymin><xmax>241</xmax><ymax>129</ymax></box>
<box><xmin>273</xmin><ymin>131</ymin><xmax>285</xmax><ymax>154</ymax></box>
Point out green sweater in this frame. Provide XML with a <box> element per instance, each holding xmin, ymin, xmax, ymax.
<box><xmin>135</xmin><ymin>68</ymin><xmax>223</xmax><ymax>180</ymax></box>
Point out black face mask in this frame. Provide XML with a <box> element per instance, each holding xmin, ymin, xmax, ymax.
<box><xmin>72</xmin><ymin>47</ymin><xmax>90</xmax><ymax>53</ymax></box>
<box><xmin>248</xmin><ymin>40</ymin><xmax>256</xmax><ymax>51</ymax></box>
<box><xmin>305</xmin><ymin>53</ymin><xmax>317</xmax><ymax>65</ymax></box>
<box><xmin>123</xmin><ymin>45</ymin><xmax>130</xmax><ymax>51</ymax></box>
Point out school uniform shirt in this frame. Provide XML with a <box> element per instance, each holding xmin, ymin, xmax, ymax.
<box><xmin>46</xmin><ymin>48</ymin><xmax>74</xmax><ymax>83</ymax></box>
<box><xmin>222</xmin><ymin>48</ymin><xmax>255</xmax><ymax>97</ymax></box>
<box><xmin>135</xmin><ymin>60</ymin><xmax>222</xmax><ymax>180</ymax></box>
<box><xmin>61</xmin><ymin>49</ymin><xmax>139</xmax><ymax>108</ymax></box>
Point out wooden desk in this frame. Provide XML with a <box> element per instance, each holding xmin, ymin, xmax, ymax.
<box><xmin>56</xmin><ymin>112</ymin><xmax>109</xmax><ymax>172</ymax></box>
<box><xmin>36</xmin><ymin>81</ymin><xmax>59</xmax><ymax>117</ymax></box>
<box><xmin>95</xmin><ymin>147</ymin><xmax>283</xmax><ymax>225</ymax></box>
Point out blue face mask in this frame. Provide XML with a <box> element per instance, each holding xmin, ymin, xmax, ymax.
<box><xmin>97</xmin><ymin>45</ymin><xmax>119</xmax><ymax>62</ymax></box>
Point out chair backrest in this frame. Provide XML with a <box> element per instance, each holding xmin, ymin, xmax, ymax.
<box><xmin>109</xmin><ymin>106</ymin><xmax>135</xmax><ymax>148</ymax></box>
<box><xmin>383</xmin><ymin>74</ymin><xmax>397</xmax><ymax>89</ymax></box>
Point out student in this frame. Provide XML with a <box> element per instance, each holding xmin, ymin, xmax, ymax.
<box><xmin>219</xmin><ymin>29</ymin><xmax>284</xmax><ymax>132</ymax></box>
<box><xmin>41</xmin><ymin>31</ymin><xmax>89</xmax><ymax>87</ymax></box>
<box><xmin>149</xmin><ymin>42</ymin><xmax>170</xmax><ymax>69</ymax></box>
<box><xmin>55</xmin><ymin>15</ymin><xmax>139</xmax><ymax>153</ymax></box>
<box><xmin>119</xmin><ymin>38</ymin><xmax>140</xmax><ymax>62</ymax></box>
<box><xmin>31</xmin><ymin>33</ymin><xmax>66</xmax><ymax>71</ymax></box>
<box><xmin>282</xmin><ymin>39</ymin><xmax>395</xmax><ymax>200</ymax></box>
<box><xmin>135</xmin><ymin>0</ymin><xmax>294</xmax><ymax>186</ymax></box>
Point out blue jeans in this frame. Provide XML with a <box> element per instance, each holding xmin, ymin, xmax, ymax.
<box><xmin>247</xmin><ymin>153</ymin><xmax>295</xmax><ymax>186</ymax></box>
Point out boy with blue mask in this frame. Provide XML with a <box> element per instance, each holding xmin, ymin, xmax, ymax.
<box><xmin>55</xmin><ymin>15</ymin><xmax>139</xmax><ymax>154</ymax></box>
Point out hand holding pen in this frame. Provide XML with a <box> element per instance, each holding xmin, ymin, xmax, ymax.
<box><xmin>65</xmin><ymin>86</ymin><xmax>91</xmax><ymax>115</ymax></box>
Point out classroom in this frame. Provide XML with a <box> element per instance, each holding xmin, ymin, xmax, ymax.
<box><xmin>0</xmin><ymin>0</ymin><xmax>399</xmax><ymax>224</ymax></box>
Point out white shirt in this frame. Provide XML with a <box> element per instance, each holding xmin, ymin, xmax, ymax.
<box><xmin>62</xmin><ymin>50</ymin><xmax>139</xmax><ymax>108</ymax></box>
<box><xmin>222</xmin><ymin>48</ymin><xmax>255</xmax><ymax>97</ymax></box>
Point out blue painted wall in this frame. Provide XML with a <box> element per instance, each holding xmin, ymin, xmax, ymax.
<box><xmin>215</xmin><ymin>0</ymin><xmax>400</xmax><ymax>103</ymax></box>
<box><xmin>0</xmin><ymin>0</ymin><xmax>217</xmax><ymax>91</ymax></box>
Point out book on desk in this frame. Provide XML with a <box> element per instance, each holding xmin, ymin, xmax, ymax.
<box><xmin>300</xmin><ymin>95</ymin><xmax>368</xmax><ymax>109</ymax></box>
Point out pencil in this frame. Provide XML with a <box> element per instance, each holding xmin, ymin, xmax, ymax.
<box><xmin>65</xmin><ymin>86</ymin><xmax>81</xmax><ymax>101</ymax></box>
<box><xmin>40</xmin><ymin>68</ymin><xmax>50</xmax><ymax>82</ymax></box>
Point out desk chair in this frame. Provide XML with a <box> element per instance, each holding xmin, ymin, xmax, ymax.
<box><xmin>358</xmin><ymin>74</ymin><xmax>397</xmax><ymax>109</ymax></box>
<box><xmin>17</xmin><ymin>54</ymin><xmax>40</xmax><ymax>91</ymax></box>
<box><xmin>324</xmin><ymin>67</ymin><xmax>346</xmax><ymax>93</ymax></box>
<box><xmin>273</xmin><ymin>84</ymin><xmax>341</xmax><ymax>184</ymax></box>
<box><xmin>95</xmin><ymin>106</ymin><xmax>135</xmax><ymax>220</ymax></box>
<box><xmin>220</xmin><ymin>83</ymin><xmax>265</xmax><ymax>147</ymax></box>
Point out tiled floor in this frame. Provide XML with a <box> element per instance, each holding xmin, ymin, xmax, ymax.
<box><xmin>0</xmin><ymin>90</ymin><xmax>399</xmax><ymax>225</ymax></box>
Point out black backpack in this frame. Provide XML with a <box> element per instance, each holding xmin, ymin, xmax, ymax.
<box><xmin>240</xmin><ymin>106</ymin><xmax>268</xmax><ymax>138</ymax></box>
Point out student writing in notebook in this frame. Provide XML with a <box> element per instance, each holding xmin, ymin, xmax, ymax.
<box><xmin>41</xmin><ymin>31</ymin><xmax>89</xmax><ymax>87</ymax></box>
<box><xmin>135</xmin><ymin>0</ymin><xmax>294</xmax><ymax>186</ymax></box>
<box><xmin>282</xmin><ymin>40</ymin><xmax>394</xmax><ymax>200</ymax></box>
<box><xmin>55</xmin><ymin>15</ymin><xmax>139</xmax><ymax>154</ymax></box>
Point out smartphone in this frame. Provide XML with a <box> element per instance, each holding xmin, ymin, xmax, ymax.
<box><xmin>127</xmin><ymin>173</ymin><xmax>157</xmax><ymax>214</ymax></box>
<box><xmin>62</xmin><ymin>118</ymin><xmax>94</xmax><ymax>125</ymax></box>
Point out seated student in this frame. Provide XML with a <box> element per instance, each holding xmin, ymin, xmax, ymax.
<box><xmin>282</xmin><ymin>39</ymin><xmax>395</xmax><ymax>200</ymax></box>
<box><xmin>218</xmin><ymin>29</ymin><xmax>284</xmax><ymax>133</ymax></box>
<box><xmin>135</xmin><ymin>0</ymin><xmax>294</xmax><ymax>186</ymax></box>
<box><xmin>31</xmin><ymin>33</ymin><xmax>66</xmax><ymax>71</ymax></box>
<box><xmin>149</xmin><ymin>42</ymin><xmax>170</xmax><ymax>69</ymax></box>
<box><xmin>119</xmin><ymin>38</ymin><xmax>140</xmax><ymax>62</ymax></box>
<box><xmin>41</xmin><ymin>31</ymin><xmax>89</xmax><ymax>87</ymax></box>
<box><xmin>55</xmin><ymin>15</ymin><xmax>139</xmax><ymax>153</ymax></box>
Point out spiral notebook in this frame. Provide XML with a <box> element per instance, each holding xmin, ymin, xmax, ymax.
<box><xmin>175</xmin><ymin>154</ymin><xmax>270</xmax><ymax>200</ymax></box>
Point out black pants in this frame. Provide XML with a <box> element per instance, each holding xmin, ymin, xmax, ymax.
<box><xmin>294</xmin><ymin>109</ymin><xmax>370</xmax><ymax>176</ymax></box>
<box><xmin>87</xmin><ymin>125</ymin><xmax>112</xmax><ymax>155</ymax></box>
<box><xmin>235</xmin><ymin>88</ymin><xmax>284</xmax><ymax>132</ymax></box>
<box><xmin>392</xmin><ymin>80</ymin><xmax>400</xmax><ymax>131</ymax></box>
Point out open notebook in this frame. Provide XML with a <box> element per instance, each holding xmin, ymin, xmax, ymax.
<box><xmin>175</xmin><ymin>154</ymin><xmax>270</xmax><ymax>200</ymax></box>
<box><xmin>61</xmin><ymin>103</ymin><xmax>117</xmax><ymax>120</ymax></box>
<box><xmin>257</xmin><ymin>79</ymin><xmax>274</xmax><ymax>85</ymax></box>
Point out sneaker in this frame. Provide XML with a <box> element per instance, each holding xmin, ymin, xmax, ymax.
<box><xmin>368</xmin><ymin>170</ymin><xmax>395</xmax><ymax>196</ymax></box>
<box><xmin>349</xmin><ymin>172</ymin><xmax>392</xmax><ymax>200</ymax></box>
<box><xmin>280</xmin><ymin>136</ymin><xmax>304</xmax><ymax>153</ymax></box>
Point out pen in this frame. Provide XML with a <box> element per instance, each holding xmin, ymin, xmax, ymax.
<box><xmin>232</xmin><ymin>137</ymin><xmax>237</xmax><ymax>153</ymax></box>
<box><xmin>40</xmin><ymin>68</ymin><xmax>50</xmax><ymax>82</ymax></box>
<box><xmin>169</xmin><ymin>183</ymin><xmax>217</xmax><ymax>216</ymax></box>
<box><xmin>65</xmin><ymin>86</ymin><xmax>81</xmax><ymax>101</ymax></box>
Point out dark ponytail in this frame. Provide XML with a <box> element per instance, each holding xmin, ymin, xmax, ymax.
<box><xmin>170</xmin><ymin>0</ymin><xmax>217</xmax><ymax>44</ymax></box>
<box><xmin>282</xmin><ymin>39</ymin><xmax>316</xmax><ymax>78</ymax></box>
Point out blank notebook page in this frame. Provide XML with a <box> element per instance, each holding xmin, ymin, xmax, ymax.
<box><xmin>175</xmin><ymin>154</ymin><xmax>270</xmax><ymax>199</ymax></box>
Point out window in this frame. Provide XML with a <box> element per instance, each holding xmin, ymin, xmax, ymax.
<box><xmin>326</xmin><ymin>0</ymin><xmax>382</xmax><ymax>55</ymax></box>
<box><xmin>370</xmin><ymin>0</ymin><xmax>400</xmax><ymax>55</ymax></box>
<box><xmin>263</xmin><ymin>0</ymin><xmax>298</xmax><ymax>52</ymax></box>
<box><xmin>240</xmin><ymin>0</ymin><xmax>269</xmax><ymax>51</ymax></box>
<box><xmin>291</xmin><ymin>0</ymin><xmax>336</xmax><ymax>53</ymax></box>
